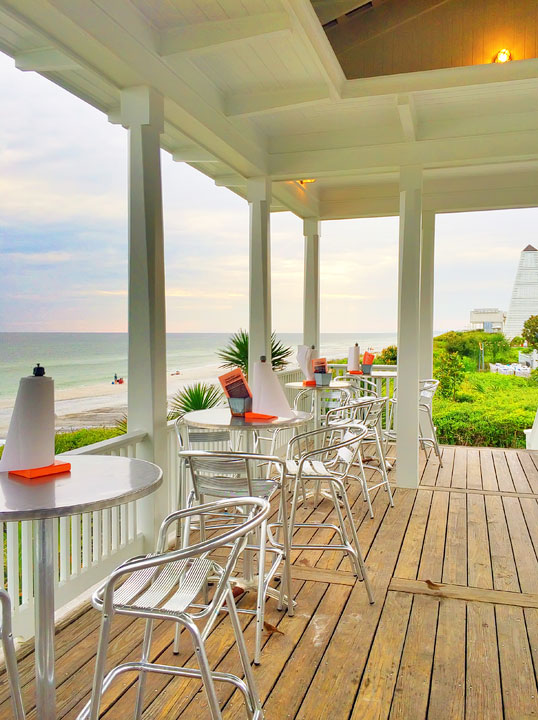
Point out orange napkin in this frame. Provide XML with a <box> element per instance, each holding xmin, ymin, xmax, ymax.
<box><xmin>244</xmin><ymin>412</ymin><xmax>277</xmax><ymax>422</ymax></box>
<box><xmin>303</xmin><ymin>380</ymin><xmax>316</xmax><ymax>386</ymax></box>
<box><xmin>9</xmin><ymin>459</ymin><xmax>71</xmax><ymax>479</ymax></box>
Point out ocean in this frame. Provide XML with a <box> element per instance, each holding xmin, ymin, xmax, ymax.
<box><xmin>0</xmin><ymin>331</ymin><xmax>398</xmax><ymax>401</ymax></box>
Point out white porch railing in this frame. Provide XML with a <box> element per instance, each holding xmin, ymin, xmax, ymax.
<box><xmin>4</xmin><ymin>364</ymin><xmax>397</xmax><ymax>639</ymax></box>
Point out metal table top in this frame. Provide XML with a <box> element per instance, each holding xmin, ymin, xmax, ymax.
<box><xmin>0</xmin><ymin>455</ymin><xmax>163</xmax><ymax>522</ymax></box>
<box><xmin>183</xmin><ymin>407</ymin><xmax>312</xmax><ymax>431</ymax></box>
<box><xmin>285</xmin><ymin>381</ymin><xmax>351</xmax><ymax>390</ymax></box>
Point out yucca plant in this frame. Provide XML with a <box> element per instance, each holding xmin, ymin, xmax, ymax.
<box><xmin>217</xmin><ymin>329</ymin><xmax>292</xmax><ymax>378</ymax></box>
<box><xmin>167</xmin><ymin>382</ymin><xmax>223</xmax><ymax>420</ymax></box>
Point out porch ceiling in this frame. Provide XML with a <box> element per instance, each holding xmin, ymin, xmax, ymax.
<box><xmin>1</xmin><ymin>0</ymin><xmax>538</xmax><ymax>220</ymax></box>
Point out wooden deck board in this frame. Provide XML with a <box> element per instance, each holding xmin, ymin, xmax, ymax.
<box><xmin>3</xmin><ymin>446</ymin><xmax>538</xmax><ymax>720</ymax></box>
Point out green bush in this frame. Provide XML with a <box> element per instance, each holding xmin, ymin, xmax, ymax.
<box><xmin>0</xmin><ymin>427</ymin><xmax>125</xmax><ymax>459</ymax></box>
<box><xmin>435</xmin><ymin>351</ymin><xmax>466</xmax><ymax>400</ymax></box>
<box><xmin>376</xmin><ymin>345</ymin><xmax>397</xmax><ymax>365</ymax></box>
<box><xmin>433</xmin><ymin>372</ymin><xmax>538</xmax><ymax>448</ymax></box>
<box><xmin>523</xmin><ymin>315</ymin><xmax>538</xmax><ymax>350</ymax></box>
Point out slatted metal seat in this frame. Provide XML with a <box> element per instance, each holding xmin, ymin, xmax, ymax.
<box><xmin>78</xmin><ymin>497</ymin><xmax>269</xmax><ymax>720</ymax></box>
<box><xmin>0</xmin><ymin>590</ymin><xmax>25</xmax><ymax>720</ymax></box>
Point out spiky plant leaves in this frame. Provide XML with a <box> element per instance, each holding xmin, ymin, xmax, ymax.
<box><xmin>217</xmin><ymin>329</ymin><xmax>292</xmax><ymax>379</ymax></box>
<box><xmin>167</xmin><ymin>382</ymin><xmax>223</xmax><ymax>420</ymax></box>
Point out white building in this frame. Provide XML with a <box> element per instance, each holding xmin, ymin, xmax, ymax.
<box><xmin>470</xmin><ymin>308</ymin><xmax>506</xmax><ymax>333</ymax></box>
<box><xmin>505</xmin><ymin>245</ymin><xmax>538</xmax><ymax>338</ymax></box>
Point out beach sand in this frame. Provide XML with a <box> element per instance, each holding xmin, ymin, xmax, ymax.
<box><xmin>0</xmin><ymin>364</ymin><xmax>222</xmax><ymax>435</ymax></box>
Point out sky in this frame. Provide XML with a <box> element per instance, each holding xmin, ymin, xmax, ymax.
<box><xmin>1</xmin><ymin>51</ymin><xmax>537</xmax><ymax>335</ymax></box>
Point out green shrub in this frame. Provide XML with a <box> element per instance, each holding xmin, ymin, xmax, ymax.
<box><xmin>433</xmin><ymin>372</ymin><xmax>538</xmax><ymax>448</ymax></box>
<box><xmin>376</xmin><ymin>345</ymin><xmax>397</xmax><ymax>365</ymax></box>
<box><xmin>435</xmin><ymin>351</ymin><xmax>466</xmax><ymax>400</ymax></box>
<box><xmin>510</xmin><ymin>336</ymin><xmax>524</xmax><ymax>347</ymax></box>
<box><xmin>523</xmin><ymin>315</ymin><xmax>538</xmax><ymax>350</ymax></box>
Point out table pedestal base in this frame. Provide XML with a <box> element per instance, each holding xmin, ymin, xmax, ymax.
<box><xmin>34</xmin><ymin>518</ymin><xmax>56</xmax><ymax>720</ymax></box>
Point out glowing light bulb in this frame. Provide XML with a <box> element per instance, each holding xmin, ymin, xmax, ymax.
<box><xmin>494</xmin><ymin>48</ymin><xmax>512</xmax><ymax>63</ymax></box>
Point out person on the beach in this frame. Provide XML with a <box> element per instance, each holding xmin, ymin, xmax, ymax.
<box><xmin>114</xmin><ymin>373</ymin><xmax>118</xmax><ymax>384</ymax></box>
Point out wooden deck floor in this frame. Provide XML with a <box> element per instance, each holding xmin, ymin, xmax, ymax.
<box><xmin>3</xmin><ymin>445</ymin><xmax>538</xmax><ymax>719</ymax></box>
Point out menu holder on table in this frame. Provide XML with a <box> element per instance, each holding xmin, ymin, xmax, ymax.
<box><xmin>312</xmin><ymin>357</ymin><xmax>331</xmax><ymax>386</ymax></box>
<box><xmin>219</xmin><ymin>369</ymin><xmax>252</xmax><ymax>416</ymax></box>
<box><xmin>362</xmin><ymin>351</ymin><xmax>375</xmax><ymax>375</ymax></box>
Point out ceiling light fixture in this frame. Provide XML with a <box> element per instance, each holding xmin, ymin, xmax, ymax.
<box><xmin>298</xmin><ymin>178</ymin><xmax>316</xmax><ymax>186</ymax></box>
<box><xmin>493</xmin><ymin>48</ymin><xmax>512</xmax><ymax>63</ymax></box>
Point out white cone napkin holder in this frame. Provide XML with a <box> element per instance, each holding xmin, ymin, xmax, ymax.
<box><xmin>252</xmin><ymin>357</ymin><xmax>294</xmax><ymax>419</ymax></box>
<box><xmin>297</xmin><ymin>345</ymin><xmax>315</xmax><ymax>382</ymax></box>
<box><xmin>347</xmin><ymin>343</ymin><xmax>361</xmax><ymax>373</ymax></box>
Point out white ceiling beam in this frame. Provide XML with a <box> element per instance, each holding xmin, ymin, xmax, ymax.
<box><xmin>14</xmin><ymin>47</ymin><xmax>78</xmax><ymax>71</ymax></box>
<box><xmin>397</xmin><ymin>94</ymin><xmax>417</xmax><ymax>141</ymax></box>
<box><xmin>280</xmin><ymin>0</ymin><xmax>345</xmax><ymax>99</ymax></box>
<box><xmin>342</xmin><ymin>59</ymin><xmax>538</xmax><ymax>99</ymax></box>
<box><xmin>269</xmin><ymin>130</ymin><xmax>538</xmax><ymax>179</ymax></box>
<box><xmin>215</xmin><ymin>174</ymin><xmax>245</xmax><ymax>188</ymax></box>
<box><xmin>225</xmin><ymin>85</ymin><xmax>330</xmax><ymax>117</ymax></box>
<box><xmin>172</xmin><ymin>147</ymin><xmax>219</xmax><ymax>163</ymax></box>
<box><xmin>159</xmin><ymin>12</ymin><xmax>290</xmax><ymax>57</ymax></box>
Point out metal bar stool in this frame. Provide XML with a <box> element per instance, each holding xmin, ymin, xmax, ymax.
<box><xmin>179</xmin><ymin>450</ymin><xmax>294</xmax><ymax>665</ymax></box>
<box><xmin>1</xmin><ymin>590</ymin><xmax>26</xmax><ymax>719</ymax></box>
<box><xmin>283</xmin><ymin>425</ymin><xmax>374</xmax><ymax>604</ymax></box>
<box><xmin>78</xmin><ymin>497</ymin><xmax>269</xmax><ymax>720</ymax></box>
<box><xmin>326</xmin><ymin>397</ymin><xmax>394</xmax><ymax>518</ymax></box>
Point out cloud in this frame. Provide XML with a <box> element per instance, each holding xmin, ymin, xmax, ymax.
<box><xmin>3</xmin><ymin>251</ymin><xmax>74</xmax><ymax>264</ymax></box>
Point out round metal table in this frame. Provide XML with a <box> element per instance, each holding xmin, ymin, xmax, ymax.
<box><xmin>285</xmin><ymin>380</ymin><xmax>351</xmax><ymax>429</ymax></box>
<box><xmin>183</xmin><ymin>407</ymin><xmax>312</xmax><ymax>433</ymax></box>
<box><xmin>0</xmin><ymin>455</ymin><xmax>163</xmax><ymax>720</ymax></box>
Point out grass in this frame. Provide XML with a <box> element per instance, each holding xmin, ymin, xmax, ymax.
<box><xmin>0</xmin><ymin>426</ymin><xmax>125</xmax><ymax>459</ymax></box>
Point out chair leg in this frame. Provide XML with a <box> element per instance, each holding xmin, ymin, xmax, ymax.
<box><xmin>183</xmin><ymin>617</ymin><xmax>223</xmax><ymax>720</ymax></box>
<box><xmin>338</xmin><ymin>484</ymin><xmax>374</xmax><ymax>605</ymax></box>
<box><xmin>226</xmin><ymin>587</ymin><xmax>263</xmax><ymax>720</ymax></box>
<box><xmin>278</xmin><ymin>489</ymin><xmax>294</xmax><ymax>617</ymax></box>
<box><xmin>88</xmin><ymin>612</ymin><xmax>113</xmax><ymax>720</ymax></box>
<box><xmin>2</xmin><ymin>617</ymin><xmax>25</xmax><ymax>720</ymax></box>
<box><xmin>254</xmin><ymin>520</ymin><xmax>267</xmax><ymax>665</ymax></box>
<box><xmin>328</xmin><ymin>481</ymin><xmax>362</xmax><ymax>579</ymax></box>
<box><xmin>134</xmin><ymin>619</ymin><xmax>154</xmax><ymax>720</ymax></box>
<box><xmin>374</xmin><ymin>430</ymin><xmax>394</xmax><ymax>508</ymax></box>
<box><xmin>174</xmin><ymin>493</ymin><xmax>194</xmax><ymax>655</ymax></box>
<box><xmin>355</xmin><ymin>450</ymin><xmax>374</xmax><ymax>519</ymax></box>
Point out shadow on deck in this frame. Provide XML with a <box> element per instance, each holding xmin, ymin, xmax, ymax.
<box><xmin>3</xmin><ymin>445</ymin><xmax>538</xmax><ymax>719</ymax></box>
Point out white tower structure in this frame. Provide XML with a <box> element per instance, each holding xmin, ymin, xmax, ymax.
<box><xmin>505</xmin><ymin>245</ymin><xmax>538</xmax><ymax>339</ymax></box>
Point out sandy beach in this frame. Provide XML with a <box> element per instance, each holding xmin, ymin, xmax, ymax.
<box><xmin>0</xmin><ymin>364</ymin><xmax>222</xmax><ymax>435</ymax></box>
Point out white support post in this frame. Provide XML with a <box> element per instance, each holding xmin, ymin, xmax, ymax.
<box><xmin>396</xmin><ymin>166</ymin><xmax>423</xmax><ymax>489</ymax></box>
<box><xmin>420</xmin><ymin>211</ymin><xmax>436</xmax><ymax>379</ymax></box>
<box><xmin>120</xmin><ymin>86</ymin><xmax>168</xmax><ymax>549</ymax></box>
<box><xmin>303</xmin><ymin>218</ymin><xmax>321</xmax><ymax>352</ymax></box>
<box><xmin>247</xmin><ymin>177</ymin><xmax>272</xmax><ymax>379</ymax></box>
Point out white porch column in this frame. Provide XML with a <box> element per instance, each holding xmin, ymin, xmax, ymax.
<box><xmin>396</xmin><ymin>166</ymin><xmax>423</xmax><ymax>488</ymax></box>
<box><xmin>247</xmin><ymin>177</ymin><xmax>272</xmax><ymax>379</ymax></box>
<box><xmin>303</xmin><ymin>218</ymin><xmax>321</xmax><ymax>352</ymax></box>
<box><xmin>121</xmin><ymin>86</ymin><xmax>168</xmax><ymax>548</ymax></box>
<box><xmin>420</xmin><ymin>211</ymin><xmax>436</xmax><ymax>379</ymax></box>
